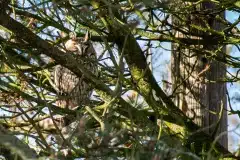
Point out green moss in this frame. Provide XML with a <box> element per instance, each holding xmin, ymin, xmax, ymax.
<box><xmin>131</xmin><ymin>66</ymin><xmax>151</xmax><ymax>96</ymax></box>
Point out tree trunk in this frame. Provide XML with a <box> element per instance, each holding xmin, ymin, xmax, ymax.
<box><xmin>171</xmin><ymin>2</ymin><xmax>228</xmax><ymax>148</ymax></box>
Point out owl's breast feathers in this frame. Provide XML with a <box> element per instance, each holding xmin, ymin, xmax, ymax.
<box><xmin>52</xmin><ymin>39</ymin><xmax>98</xmax><ymax>109</ymax></box>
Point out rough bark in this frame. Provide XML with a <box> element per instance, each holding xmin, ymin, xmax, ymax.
<box><xmin>171</xmin><ymin>2</ymin><xmax>228</xmax><ymax>148</ymax></box>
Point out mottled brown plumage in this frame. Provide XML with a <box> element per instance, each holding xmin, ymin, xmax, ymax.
<box><xmin>53</xmin><ymin>32</ymin><xmax>97</xmax><ymax>109</ymax></box>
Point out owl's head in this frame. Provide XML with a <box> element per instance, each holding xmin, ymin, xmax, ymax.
<box><xmin>64</xmin><ymin>31</ymin><xmax>90</xmax><ymax>55</ymax></box>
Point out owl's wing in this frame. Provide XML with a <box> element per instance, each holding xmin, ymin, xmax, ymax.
<box><xmin>52</xmin><ymin>64</ymin><xmax>92</xmax><ymax>108</ymax></box>
<box><xmin>53</xmin><ymin>65</ymin><xmax>79</xmax><ymax>95</ymax></box>
<box><xmin>51</xmin><ymin>42</ymin><xmax>98</xmax><ymax>108</ymax></box>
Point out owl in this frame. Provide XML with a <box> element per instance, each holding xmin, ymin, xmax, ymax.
<box><xmin>53</xmin><ymin>31</ymin><xmax>98</xmax><ymax>110</ymax></box>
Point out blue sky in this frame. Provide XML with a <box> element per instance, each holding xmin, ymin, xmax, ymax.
<box><xmin>138</xmin><ymin>10</ymin><xmax>240</xmax><ymax>151</ymax></box>
<box><xmin>1</xmin><ymin>0</ymin><xmax>239</xmax><ymax>154</ymax></box>
<box><xmin>225</xmin><ymin>10</ymin><xmax>240</xmax><ymax>151</ymax></box>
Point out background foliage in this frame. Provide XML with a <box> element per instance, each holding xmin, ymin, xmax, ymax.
<box><xmin>0</xmin><ymin>0</ymin><xmax>240</xmax><ymax>159</ymax></box>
